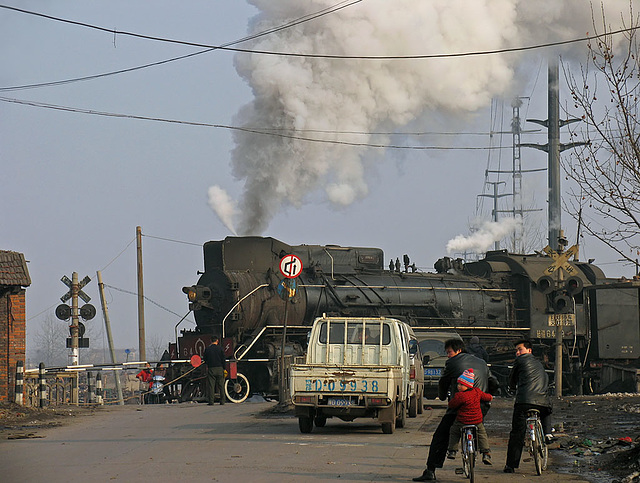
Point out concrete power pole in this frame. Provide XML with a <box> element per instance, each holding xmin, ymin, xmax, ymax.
<box><xmin>521</xmin><ymin>58</ymin><xmax>588</xmax><ymax>397</ymax></box>
<box><xmin>136</xmin><ymin>226</ymin><xmax>146</xmax><ymax>361</ymax></box>
<box><xmin>523</xmin><ymin>58</ymin><xmax>585</xmax><ymax>250</ymax></box>
<box><xmin>97</xmin><ymin>270</ymin><xmax>124</xmax><ymax>405</ymax></box>
<box><xmin>547</xmin><ymin>58</ymin><xmax>562</xmax><ymax>250</ymax></box>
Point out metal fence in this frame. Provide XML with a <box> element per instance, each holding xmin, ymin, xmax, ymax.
<box><xmin>24</xmin><ymin>372</ymin><xmax>77</xmax><ymax>406</ymax></box>
<box><xmin>21</xmin><ymin>368</ymin><xmax>142</xmax><ymax>407</ymax></box>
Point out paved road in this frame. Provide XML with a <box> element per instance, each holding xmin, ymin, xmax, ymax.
<box><xmin>1</xmin><ymin>398</ymin><xmax>588</xmax><ymax>482</ymax></box>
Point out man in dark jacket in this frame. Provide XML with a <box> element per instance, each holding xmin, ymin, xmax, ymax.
<box><xmin>203</xmin><ymin>336</ymin><xmax>226</xmax><ymax>405</ymax></box>
<box><xmin>413</xmin><ymin>338</ymin><xmax>499</xmax><ymax>481</ymax></box>
<box><xmin>467</xmin><ymin>336</ymin><xmax>489</xmax><ymax>362</ymax></box>
<box><xmin>504</xmin><ymin>339</ymin><xmax>552</xmax><ymax>473</ymax></box>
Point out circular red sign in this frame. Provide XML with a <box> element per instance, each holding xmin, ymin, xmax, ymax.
<box><xmin>190</xmin><ymin>354</ymin><xmax>202</xmax><ymax>367</ymax></box>
<box><xmin>279</xmin><ymin>254</ymin><xmax>303</xmax><ymax>278</ymax></box>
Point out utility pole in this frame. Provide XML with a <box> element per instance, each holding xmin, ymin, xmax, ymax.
<box><xmin>521</xmin><ymin>58</ymin><xmax>585</xmax><ymax>249</ymax></box>
<box><xmin>136</xmin><ymin>226</ymin><xmax>146</xmax><ymax>361</ymax></box>
<box><xmin>97</xmin><ymin>271</ymin><xmax>124</xmax><ymax>405</ymax></box>
<box><xmin>520</xmin><ymin>58</ymin><xmax>587</xmax><ymax>397</ymax></box>
<box><xmin>548</xmin><ymin>60</ymin><xmax>561</xmax><ymax>248</ymax></box>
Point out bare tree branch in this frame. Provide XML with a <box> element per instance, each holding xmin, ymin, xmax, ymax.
<box><xmin>563</xmin><ymin>3</ymin><xmax>640</xmax><ymax>263</ymax></box>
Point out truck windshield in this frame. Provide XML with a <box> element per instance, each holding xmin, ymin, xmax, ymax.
<box><xmin>418</xmin><ymin>339</ymin><xmax>446</xmax><ymax>356</ymax></box>
<box><xmin>319</xmin><ymin>321</ymin><xmax>391</xmax><ymax>345</ymax></box>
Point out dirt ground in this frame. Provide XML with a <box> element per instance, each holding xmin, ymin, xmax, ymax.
<box><xmin>483</xmin><ymin>393</ymin><xmax>640</xmax><ymax>483</ymax></box>
<box><xmin>2</xmin><ymin>393</ymin><xmax>640</xmax><ymax>482</ymax></box>
<box><xmin>0</xmin><ymin>401</ymin><xmax>98</xmax><ymax>440</ymax></box>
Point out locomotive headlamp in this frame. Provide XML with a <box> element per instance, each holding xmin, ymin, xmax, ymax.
<box><xmin>182</xmin><ymin>286</ymin><xmax>197</xmax><ymax>302</ymax></box>
<box><xmin>182</xmin><ymin>285</ymin><xmax>211</xmax><ymax>302</ymax></box>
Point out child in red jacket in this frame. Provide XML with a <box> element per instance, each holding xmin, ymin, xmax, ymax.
<box><xmin>447</xmin><ymin>368</ymin><xmax>493</xmax><ymax>465</ymax></box>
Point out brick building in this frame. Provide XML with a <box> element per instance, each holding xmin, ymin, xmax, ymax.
<box><xmin>0</xmin><ymin>251</ymin><xmax>31</xmax><ymax>402</ymax></box>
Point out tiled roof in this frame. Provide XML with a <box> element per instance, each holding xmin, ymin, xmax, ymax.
<box><xmin>0</xmin><ymin>251</ymin><xmax>31</xmax><ymax>287</ymax></box>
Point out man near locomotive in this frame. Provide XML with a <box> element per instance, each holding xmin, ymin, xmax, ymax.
<box><xmin>413</xmin><ymin>339</ymin><xmax>499</xmax><ymax>481</ymax></box>
<box><xmin>504</xmin><ymin>339</ymin><xmax>552</xmax><ymax>473</ymax></box>
<box><xmin>203</xmin><ymin>336</ymin><xmax>226</xmax><ymax>405</ymax></box>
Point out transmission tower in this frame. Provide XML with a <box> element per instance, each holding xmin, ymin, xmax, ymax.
<box><xmin>482</xmin><ymin>97</ymin><xmax>545</xmax><ymax>254</ymax></box>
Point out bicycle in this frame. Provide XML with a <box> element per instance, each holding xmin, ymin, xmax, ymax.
<box><xmin>525</xmin><ymin>409</ymin><xmax>548</xmax><ymax>475</ymax></box>
<box><xmin>459</xmin><ymin>424</ymin><xmax>477</xmax><ymax>483</ymax></box>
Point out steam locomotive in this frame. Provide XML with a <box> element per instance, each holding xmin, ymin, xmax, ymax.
<box><xmin>173</xmin><ymin>236</ymin><xmax>639</xmax><ymax>401</ymax></box>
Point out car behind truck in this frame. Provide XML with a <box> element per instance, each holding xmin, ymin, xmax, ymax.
<box><xmin>290</xmin><ymin>316</ymin><xmax>423</xmax><ymax>434</ymax></box>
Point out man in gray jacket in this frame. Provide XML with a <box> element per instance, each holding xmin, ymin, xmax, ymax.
<box><xmin>413</xmin><ymin>338</ymin><xmax>499</xmax><ymax>481</ymax></box>
<box><xmin>504</xmin><ymin>339</ymin><xmax>553</xmax><ymax>473</ymax></box>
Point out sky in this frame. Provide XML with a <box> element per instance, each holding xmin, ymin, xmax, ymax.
<box><xmin>1</xmin><ymin>0</ymin><xmax>635</xmax><ymax>365</ymax></box>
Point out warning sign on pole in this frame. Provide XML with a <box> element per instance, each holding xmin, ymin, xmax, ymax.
<box><xmin>279</xmin><ymin>254</ymin><xmax>303</xmax><ymax>279</ymax></box>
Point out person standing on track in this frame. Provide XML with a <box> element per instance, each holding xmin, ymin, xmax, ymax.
<box><xmin>413</xmin><ymin>338</ymin><xmax>499</xmax><ymax>481</ymax></box>
<box><xmin>504</xmin><ymin>339</ymin><xmax>553</xmax><ymax>473</ymax></box>
<box><xmin>203</xmin><ymin>336</ymin><xmax>226</xmax><ymax>405</ymax></box>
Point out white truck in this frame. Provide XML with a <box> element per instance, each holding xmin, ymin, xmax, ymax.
<box><xmin>290</xmin><ymin>316</ymin><xmax>423</xmax><ymax>434</ymax></box>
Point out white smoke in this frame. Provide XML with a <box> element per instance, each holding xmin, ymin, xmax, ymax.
<box><xmin>212</xmin><ymin>0</ymin><xmax>631</xmax><ymax>235</ymax></box>
<box><xmin>208</xmin><ymin>185</ymin><xmax>238</xmax><ymax>235</ymax></box>
<box><xmin>446</xmin><ymin>217</ymin><xmax>522</xmax><ymax>254</ymax></box>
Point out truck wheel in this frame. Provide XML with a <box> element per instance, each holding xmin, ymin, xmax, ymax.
<box><xmin>409</xmin><ymin>395</ymin><xmax>418</xmax><ymax>418</ymax></box>
<box><xmin>314</xmin><ymin>415</ymin><xmax>327</xmax><ymax>427</ymax></box>
<box><xmin>417</xmin><ymin>392</ymin><xmax>424</xmax><ymax>414</ymax></box>
<box><xmin>381</xmin><ymin>420</ymin><xmax>395</xmax><ymax>434</ymax></box>
<box><xmin>396</xmin><ymin>400</ymin><xmax>406</xmax><ymax>428</ymax></box>
<box><xmin>381</xmin><ymin>401</ymin><xmax>396</xmax><ymax>434</ymax></box>
<box><xmin>299</xmin><ymin>416</ymin><xmax>313</xmax><ymax>433</ymax></box>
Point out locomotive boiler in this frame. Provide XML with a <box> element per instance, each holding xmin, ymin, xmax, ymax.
<box><xmin>176</xmin><ymin>236</ymin><xmax>639</xmax><ymax>400</ymax></box>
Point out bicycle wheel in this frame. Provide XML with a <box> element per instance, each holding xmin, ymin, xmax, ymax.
<box><xmin>461</xmin><ymin>446</ymin><xmax>470</xmax><ymax>478</ymax></box>
<box><xmin>531</xmin><ymin>422</ymin><xmax>543</xmax><ymax>475</ymax></box>
<box><xmin>461</xmin><ymin>434</ymin><xmax>470</xmax><ymax>478</ymax></box>
<box><xmin>536</xmin><ymin>420</ymin><xmax>549</xmax><ymax>471</ymax></box>
<box><xmin>460</xmin><ymin>429</ymin><xmax>475</xmax><ymax>480</ymax></box>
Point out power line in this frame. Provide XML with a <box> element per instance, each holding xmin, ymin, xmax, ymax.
<box><xmin>142</xmin><ymin>233</ymin><xmax>202</xmax><ymax>247</ymax></box>
<box><xmin>1</xmin><ymin>4</ymin><xmax>638</xmax><ymax>61</ymax></box>
<box><xmin>99</xmin><ymin>236</ymin><xmax>136</xmax><ymax>272</ymax></box>
<box><xmin>0</xmin><ymin>94</ymin><xmax>605</xmax><ymax>150</ymax></box>
<box><xmin>103</xmin><ymin>284</ymin><xmax>188</xmax><ymax>320</ymax></box>
<box><xmin>0</xmin><ymin>1</ymin><xmax>362</xmax><ymax>92</ymax></box>
<box><xmin>0</xmin><ymin>94</ymin><xmax>519</xmax><ymax>150</ymax></box>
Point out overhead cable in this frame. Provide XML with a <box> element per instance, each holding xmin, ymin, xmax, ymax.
<box><xmin>0</xmin><ymin>1</ymin><xmax>362</xmax><ymax>91</ymax></box>
<box><xmin>1</xmin><ymin>4</ymin><xmax>638</xmax><ymax>61</ymax></box>
<box><xmin>0</xmin><ymin>95</ymin><xmax>529</xmax><ymax>151</ymax></box>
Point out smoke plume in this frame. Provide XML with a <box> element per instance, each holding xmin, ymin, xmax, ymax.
<box><xmin>208</xmin><ymin>185</ymin><xmax>238</xmax><ymax>235</ymax></box>
<box><xmin>446</xmin><ymin>217</ymin><xmax>522</xmax><ymax>254</ymax></box>
<box><xmin>210</xmin><ymin>0</ymin><xmax>630</xmax><ymax>235</ymax></box>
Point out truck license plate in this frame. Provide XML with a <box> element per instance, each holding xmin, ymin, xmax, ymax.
<box><xmin>328</xmin><ymin>397</ymin><xmax>351</xmax><ymax>406</ymax></box>
<box><xmin>424</xmin><ymin>368</ymin><xmax>442</xmax><ymax>377</ymax></box>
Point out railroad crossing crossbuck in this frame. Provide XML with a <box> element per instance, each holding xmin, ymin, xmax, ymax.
<box><xmin>542</xmin><ymin>245</ymin><xmax>578</xmax><ymax>275</ymax></box>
